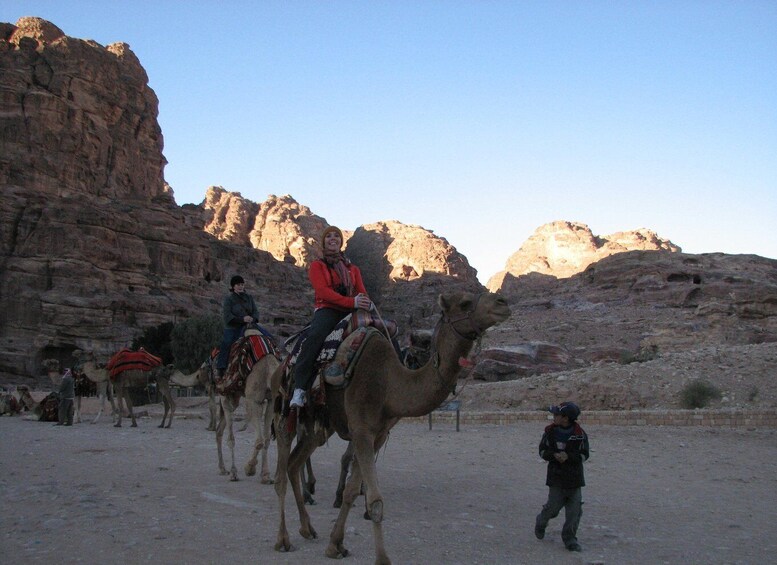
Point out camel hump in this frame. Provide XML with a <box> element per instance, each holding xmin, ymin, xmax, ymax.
<box><xmin>323</xmin><ymin>327</ymin><xmax>382</xmax><ymax>388</ymax></box>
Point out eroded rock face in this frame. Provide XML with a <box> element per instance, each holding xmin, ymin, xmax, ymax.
<box><xmin>487</xmin><ymin>221</ymin><xmax>680</xmax><ymax>290</ymax></box>
<box><xmin>0</xmin><ymin>19</ymin><xmax>311</xmax><ymax>381</ymax></box>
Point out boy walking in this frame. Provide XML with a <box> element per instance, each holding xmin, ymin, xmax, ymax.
<box><xmin>535</xmin><ymin>401</ymin><xmax>589</xmax><ymax>552</ymax></box>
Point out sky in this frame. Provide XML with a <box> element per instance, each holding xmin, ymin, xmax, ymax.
<box><xmin>5</xmin><ymin>1</ymin><xmax>777</xmax><ymax>283</ymax></box>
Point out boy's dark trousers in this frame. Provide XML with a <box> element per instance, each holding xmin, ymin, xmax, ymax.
<box><xmin>536</xmin><ymin>486</ymin><xmax>583</xmax><ymax>547</ymax></box>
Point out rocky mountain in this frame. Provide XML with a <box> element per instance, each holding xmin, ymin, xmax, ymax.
<box><xmin>487</xmin><ymin>221</ymin><xmax>680</xmax><ymax>290</ymax></box>
<box><xmin>2</xmin><ymin>17</ymin><xmax>775</xmax><ymax>413</ymax></box>
<box><xmin>0</xmin><ymin>18</ymin><xmax>478</xmax><ymax>383</ymax></box>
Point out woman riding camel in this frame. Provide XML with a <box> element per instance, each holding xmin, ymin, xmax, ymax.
<box><xmin>290</xmin><ymin>226</ymin><xmax>372</xmax><ymax>407</ymax></box>
<box><xmin>216</xmin><ymin>275</ymin><xmax>261</xmax><ymax>378</ymax></box>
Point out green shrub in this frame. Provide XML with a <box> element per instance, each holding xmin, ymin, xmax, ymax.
<box><xmin>170</xmin><ymin>315</ymin><xmax>223</xmax><ymax>373</ymax></box>
<box><xmin>679</xmin><ymin>379</ymin><xmax>722</xmax><ymax>409</ymax></box>
<box><xmin>131</xmin><ymin>322</ymin><xmax>175</xmax><ymax>363</ymax></box>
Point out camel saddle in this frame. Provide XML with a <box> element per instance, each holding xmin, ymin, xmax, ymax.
<box><xmin>106</xmin><ymin>348</ymin><xmax>162</xmax><ymax>380</ymax></box>
<box><xmin>217</xmin><ymin>333</ymin><xmax>280</xmax><ymax>396</ymax></box>
<box><xmin>280</xmin><ymin>312</ymin><xmax>393</xmax><ymax>411</ymax></box>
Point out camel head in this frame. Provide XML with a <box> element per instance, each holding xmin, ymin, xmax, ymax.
<box><xmin>438</xmin><ymin>291</ymin><xmax>511</xmax><ymax>339</ymax></box>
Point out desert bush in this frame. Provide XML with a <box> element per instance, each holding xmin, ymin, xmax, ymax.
<box><xmin>170</xmin><ymin>315</ymin><xmax>223</xmax><ymax>373</ymax></box>
<box><xmin>131</xmin><ymin>321</ymin><xmax>174</xmax><ymax>363</ymax></box>
<box><xmin>679</xmin><ymin>379</ymin><xmax>722</xmax><ymax>409</ymax></box>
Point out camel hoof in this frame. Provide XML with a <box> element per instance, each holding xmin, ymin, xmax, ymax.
<box><xmin>230</xmin><ymin>474</ymin><xmax>239</xmax><ymax>482</ymax></box>
<box><xmin>274</xmin><ymin>540</ymin><xmax>292</xmax><ymax>552</ymax></box>
<box><xmin>131</xmin><ymin>423</ymin><xmax>138</xmax><ymax>427</ymax></box>
<box><xmin>369</xmin><ymin>500</ymin><xmax>384</xmax><ymax>523</ymax></box>
<box><xmin>114</xmin><ymin>423</ymin><xmax>121</xmax><ymax>428</ymax></box>
<box><xmin>261</xmin><ymin>477</ymin><xmax>274</xmax><ymax>485</ymax></box>
<box><xmin>325</xmin><ymin>544</ymin><xmax>349</xmax><ymax>559</ymax></box>
<box><xmin>244</xmin><ymin>464</ymin><xmax>257</xmax><ymax>476</ymax></box>
<box><xmin>300</xmin><ymin>526</ymin><xmax>318</xmax><ymax>540</ymax></box>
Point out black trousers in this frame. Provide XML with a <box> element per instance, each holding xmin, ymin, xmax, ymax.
<box><xmin>293</xmin><ymin>308</ymin><xmax>348</xmax><ymax>390</ymax></box>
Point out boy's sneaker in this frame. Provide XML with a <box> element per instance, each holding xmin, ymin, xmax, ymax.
<box><xmin>566</xmin><ymin>542</ymin><xmax>582</xmax><ymax>552</ymax></box>
<box><xmin>290</xmin><ymin>388</ymin><xmax>306</xmax><ymax>408</ymax></box>
<box><xmin>534</xmin><ymin>524</ymin><xmax>545</xmax><ymax>539</ymax></box>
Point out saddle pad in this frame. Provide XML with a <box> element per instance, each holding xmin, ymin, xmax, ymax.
<box><xmin>217</xmin><ymin>334</ymin><xmax>277</xmax><ymax>396</ymax></box>
<box><xmin>106</xmin><ymin>348</ymin><xmax>162</xmax><ymax>379</ymax></box>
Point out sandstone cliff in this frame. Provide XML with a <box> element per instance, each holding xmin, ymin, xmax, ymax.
<box><xmin>487</xmin><ymin>220</ymin><xmax>680</xmax><ymax>290</ymax></box>
<box><xmin>0</xmin><ymin>18</ymin><xmax>480</xmax><ymax>382</ymax></box>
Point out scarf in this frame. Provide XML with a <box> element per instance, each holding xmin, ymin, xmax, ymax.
<box><xmin>322</xmin><ymin>250</ymin><xmax>354</xmax><ymax>297</ymax></box>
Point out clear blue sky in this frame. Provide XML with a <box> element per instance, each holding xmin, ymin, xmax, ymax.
<box><xmin>5</xmin><ymin>1</ymin><xmax>776</xmax><ymax>283</ymax></box>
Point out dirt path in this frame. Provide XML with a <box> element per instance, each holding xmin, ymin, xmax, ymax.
<box><xmin>1</xmin><ymin>405</ymin><xmax>776</xmax><ymax>564</ymax></box>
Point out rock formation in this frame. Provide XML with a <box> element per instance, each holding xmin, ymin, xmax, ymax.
<box><xmin>487</xmin><ymin>221</ymin><xmax>680</xmax><ymax>290</ymax></box>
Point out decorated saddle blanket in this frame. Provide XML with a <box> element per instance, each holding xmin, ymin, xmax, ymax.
<box><xmin>217</xmin><ymin>334</ymin><xmax>279</xmax><ymax>396</ymax></box>
<box><xmin>38</xmin><ymin>392</ymin><xmax>59</xmax><ymax>422</ymax></box>
<box><xmin>281</xmin><ymin>312</ymin><xmax>395</xmax><ymax>408</ymax></box>
<box><xmin>106</xmin><ymin>348</ymin><xmax>162</xmax><ymax>380</ymax></box>
<box><xmin>73</xmin><ymin>371</ymin><xmax>97</xmax><ymax>397</ymax></box>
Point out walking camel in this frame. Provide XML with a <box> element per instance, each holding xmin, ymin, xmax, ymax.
<box><xmin>112</xmin><ymin>364</ymin><xmax>176</xmax><ymax>428</ymax></box>
<box><xmin>169</xmin><ymin>362</ymin><xmax>218</xmax><ymax>431</ymax></box>
<box><xmin>71</xmin><ymin>350</ymin><xmax>118</xmax><ymax>424</ymax></box>
<box><xmin>273</xmin><ymin>291</ymin><xmax>511</xmax><ymax>564</ymax></box>
<box><xmin>216</xmin><ymin>352</ymin><xmax>280</xmax><ymax>483</ymax></box>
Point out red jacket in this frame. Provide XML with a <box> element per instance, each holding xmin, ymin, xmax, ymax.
<box><xmin>309</xmin><ymin>259</ymin><xmax>368</xmax><ymax>312</ymax></box>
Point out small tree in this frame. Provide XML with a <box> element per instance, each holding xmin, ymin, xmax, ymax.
<box><xmin>679</xmin><ymin>379</ymin><xmax>722</xmax><ymax>409</ymax></box>
<box><xmin>170</xmin><ymin>315</ymin><xmax>223</xmax><ymax>373</ymax></box>
<box><xmin>132</xmin><ymin>322</ymin><xmax>175</xmax><ymax>364</ymax></box>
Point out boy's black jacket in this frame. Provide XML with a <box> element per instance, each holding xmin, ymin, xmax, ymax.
<box><xmin>539</xmin><ymin>422</ymin><xmax>590</xmax><ymax>488</ymax></box>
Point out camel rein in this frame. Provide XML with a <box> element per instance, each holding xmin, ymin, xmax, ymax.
<box><xmin>431</xmin><ymin>292</ymin><xmax>486</xmax><ymax>397</ymax></box>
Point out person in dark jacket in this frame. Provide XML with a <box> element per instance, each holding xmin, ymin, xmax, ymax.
<box><xmin>56</xmin><ymin>368</ymin><xmax>75</xmax><ymax>426</ymax></box>
<box><xmin>534</xmin><ymin>401</ymin><xmax>590</xmax><ymax>552</ymax></box>
<box><xmin>216</xmin><ymin>275</ymin><xmax>260</xmax><ymax>377</ymax></box>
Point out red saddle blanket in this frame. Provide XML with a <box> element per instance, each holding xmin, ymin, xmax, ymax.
<box><xmin>106</xmin><ymin>348</ymin><xmax>162</xmax><ymax>380</ymax></box>
<box><xmin>217</xmin><ymin>334</ymin><xmax>278</xmax><ymax>396</ymax></box>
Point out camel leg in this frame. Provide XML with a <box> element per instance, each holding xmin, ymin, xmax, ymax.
<box><xmin>274</xmin><ymin>421</ymin><xmax>294</xmax><ymax>552</ymax></box>
<box><xmin>244</xmin><ymin>398</ymin><xmax>274</xmax><ymax>483</ymax></box>
<box><xmin>74</xmin><ymin>395</ymin><xmax>82</xmax><ymax>424</ymax></box>
<box><xmin>243</xmin><ymin>398</ymin><xmax>264</xmax><ymax>477</ymax></box>
<box><xmin>287</xmin><ymin>427</ymin><xmax>326</xmax><ymax>541</ymax></box>
<box><xmin>114</xmin><ymin>384</ymin><xmax>124</xmax><ymax>427</ymax></box>
<box><xmin>215</xmin><ymin>399</ymin><xmax>229</xmax><ymax>476</ymax></box>
<box><xmin>225</xmin><ymin>395</ymin><xmax>239</xmax><ymax>481</ymax></box>
<box><xmin>350</xmin><ymin>431</ymin><xmax>391</xmax><ymax>565</ymax></box>
<box><xmin>326</xmin><ymin>456</ymin><xmax>363</xmax><ymax>559</ymax></box>
<box><xmin>92</xmin><ymin>383</ymin><xmax>104</xmax><ymax>424</ymax></box>
<box><xmin>157</xmin><ymin>379</ymin><xmax>175</xmax><ymax>428</ymax></box>
<box><xmin>334</xmin><ymin>441</ymin><xmax>355</xmax><ymax>508</ymax></box>
<box><xmin>207</xmin><ymin>388</ymin><xmax>217</xmax><ymax>431</ymax></box>
<box><xmin>125</xmin><ymin>388</ymin><xmax>138</xmax><ymax>427</ymax></box>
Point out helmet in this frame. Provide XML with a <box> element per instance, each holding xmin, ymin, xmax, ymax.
<box><xmin>549</xmin><ymin>401</ymin><xmax>581</xmax><ymax>421</ymax></box>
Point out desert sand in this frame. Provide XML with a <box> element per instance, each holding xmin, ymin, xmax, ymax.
<box><xmin>1</xmin><ymin>399</ymin><xmax>776</xmax><ymax>565</ymax></box>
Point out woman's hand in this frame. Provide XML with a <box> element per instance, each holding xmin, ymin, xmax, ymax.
<box><xmin>354</xmin><ymin>293</ymin><xmax>372</xmax><ymax>310</ymax></box>
<box><xmin>242</xmin><ymin>315</ymin><xmax>254</xmax><ymax>323</ymax></box>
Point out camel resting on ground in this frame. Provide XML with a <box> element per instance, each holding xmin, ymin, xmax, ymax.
<box><xmin>273</xmin><ymin>291</ymin><xmax>510</xmax><ymax>564</ymax></box>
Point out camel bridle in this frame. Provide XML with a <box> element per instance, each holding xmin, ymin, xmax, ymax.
<box><xmin>431</xmin><ymin>292</ymin><xmax>487</xmax><ymax>396</ymax></box>
<box><xmin>441</xmin><ymin>292</ymin><xmax>486</xmax><ymax>341</ymax></box>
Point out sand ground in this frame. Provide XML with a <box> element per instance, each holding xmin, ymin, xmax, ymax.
<box><xmin>1</xmin><ymin>399</ymin><xmax>776</xmax><ymax>565</ymax></box>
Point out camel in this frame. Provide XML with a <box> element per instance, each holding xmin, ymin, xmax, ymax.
<box><xmin>273</xmin><ymin>291</ymin><xmax>510</xmax><ymax>564</ymax></box>
<box><xmin>73</xmin><ymin>350</ymin><xmax>118</xmax><ymax>424</ymax></box>
<box><xmin>215</xmin><ymin>352</ymin><xmax>280</xmax><ymax>483</ymax></box>
<box><xmin>112</xmin><ymin>363</ymin><xmax>176</xmax><ymax>428</ymax></box>
<box><xmin>169</xmin><ymin>361</ymin><xmax>218</xmax><ymax>431</ymax></box>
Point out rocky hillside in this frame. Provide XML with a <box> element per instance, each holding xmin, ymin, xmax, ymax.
<box><xmin>0</xmin><ymin>18</ymin><xmax>478</xmax><ymax>382</ymax></box>
<box><xmin>2</xmin><ymin>17</ymin><xmax>775</xmax><ymax>412</ymax></box>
